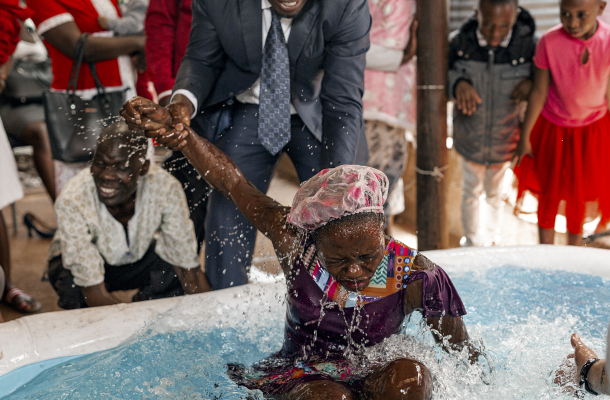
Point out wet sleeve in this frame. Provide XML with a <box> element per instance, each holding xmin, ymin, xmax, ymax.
<box><xmin>533</xmin><ymin>33</ymin><xmax>549</xmax><ymax>70</ymax></box>
<box><xmin>406</xmin><ymin>264</ymin><xmax>467</xmax><ymax>318</ymax></box>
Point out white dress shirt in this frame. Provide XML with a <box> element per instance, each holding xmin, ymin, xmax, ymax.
<box><xmin>173</xmin><ymin>0</ymin><xmax>297</xmax><ymax>118</ymax></box>
<box><xmin>476</xmin><ymin>28</ymin><xmax>513</xmax><ymax>48</ymax></box>
<box><xmin>49</xmin><ymin>164</ymin><xmax>200</xmax><ymax>287</ymax></box>
<box><xmin>365</xmin><ymin>44</ymin><xmax>404</xmax><ymax>72</ymax></box>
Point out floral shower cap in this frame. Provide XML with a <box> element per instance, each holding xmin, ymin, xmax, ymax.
<box><xmin>287</xmin><ymin>165</ymin><xmax>389</xmax><ymax>230</ymax></box>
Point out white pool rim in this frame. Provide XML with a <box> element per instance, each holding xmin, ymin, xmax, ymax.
<box><xmin>0</xmin><ymin>245</ymin><xmax>608</xmax><ymax>378</ymax></box>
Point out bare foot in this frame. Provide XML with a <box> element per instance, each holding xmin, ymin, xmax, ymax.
<box><xmin>2</xmin><ymin>287</ymin><xmax>42</xmax><ymax>313</ymax></box>
<box><xmin>572</xmin><ymin>334</ymin><xmax>599</xmax><ymax>373</ymax></box>
<box><xmin>555</xmin><ymin>334</ymin><xmax>604</xmax><ymax>395</ymax></box>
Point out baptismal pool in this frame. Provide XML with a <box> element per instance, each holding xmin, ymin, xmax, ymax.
<box><xmin>1</xmin><ymin>247</ymin><xmax>609</xmax><ymax>399</ymax></box>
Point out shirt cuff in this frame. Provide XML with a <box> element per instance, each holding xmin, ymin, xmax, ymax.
<box><xmin>71</xmin><ymin>267</ymin><xmax>105</xmax><ymax>288</ymax></box>
<box><xmin>366</xmin><ymin>44</ymin><xmax>403</xmax><ymax>72</ymax></box>
<box><xmin>171</xmin><ymin>89</ymin><xmax>198</xmax><ymax>119</ymax></box>
<box><xmin>158</xmin><ymin>90</ymin><xmax>173</xmax><ymax>101</ymax></box>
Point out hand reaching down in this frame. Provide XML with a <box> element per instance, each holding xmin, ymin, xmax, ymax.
<box><xmin>510</xmin><ymin>79</ymin><xmax>533</xmax><ymax>104</ymax></box>
<box><xmin>454</xmin><ymin>80</ymin><xmax>482</xmax><ymax>116</ymax></box>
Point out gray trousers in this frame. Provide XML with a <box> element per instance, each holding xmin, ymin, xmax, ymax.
<box><xmin>461</xmin><ymin>158</ymin><xmax>510</xmax><ymax>245</ymax></box>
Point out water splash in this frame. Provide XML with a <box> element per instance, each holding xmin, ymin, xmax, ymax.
<box><xmin>6</xmin><ymin>266</ymin><xmax>609</xmax><ymax>399</ymax></box>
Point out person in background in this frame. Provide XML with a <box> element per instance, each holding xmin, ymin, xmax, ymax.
<box><xmin>515</xmin><ymin>0</ymin><xmax>610</xmax><ymax>246</ymax></box>
<box><xmin>47</xmin><ymin>121</ymin><xmax>211</xmax><ymax>309</ymax></box>
<box><xmin>98</xmin><ymin>0</ymin><xmax>155</xmax><ymax>102</ymax></box>
<box><xmin>144</xmin><ymin>0</ymin><xmax>191</xmax><ymax>107</ymax></box>
<box><xmin>449</xmin><ymin>0</ymin><xmax>536</xmax><ymax>247</ymax></box>
<box><xmin>0</xmin><ymin>0</ymin><xmax>42</xmax><ymax>315</ymax></box>
<box><xmin>29</xmin><ymin>0</ymin><xmax>144</xmax><ymax>195</ymax></box>
<box><xmin>363</xmin><ymin>0</ymin><xmax>417</xmax><ymax>234</ymax></box>
<box><xmin>144</xmin><ymin>0</ymin><xmax>209</xmax><ymax>255</ymax></box>
<box><xmin>0</xmin><ymin>21</ymin><xmax>56</xmax><ymax>204</ymax></box>
<box><xmin>134</xmin><ymin>0</ymin><xmax>371</xmax><ymax>291</ymax></box>
<box><xmin>98</xmin><ymin>0</ymin><xmax>147</xmax><ymax>36</ymax></box>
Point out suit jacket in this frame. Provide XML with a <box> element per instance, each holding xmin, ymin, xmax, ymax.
<box><xmin>173</xmin><ymin>0</ymin><xmax>371</xmax><ymax>167</ymax></box>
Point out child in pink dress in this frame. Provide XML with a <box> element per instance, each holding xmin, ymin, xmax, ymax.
<box><xmin>515</xmin><ymin>0</ymin><xmax>610</xmax><ymax>245</ymax></box>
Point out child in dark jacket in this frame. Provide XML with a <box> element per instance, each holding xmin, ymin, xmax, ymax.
<box><xmin>448</xmin><ymin>0</ymin><xmax>536</xmax><ymax>246</ymax></box>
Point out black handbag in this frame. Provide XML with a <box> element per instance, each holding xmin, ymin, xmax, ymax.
<box><xmin>43</xmin><ymin>33</ymin><xmax>127</xmax><ymax>163</ymax></box>
<box><xmin>3</xmin><ymin>58</ymin><xmax>53</xmax><ymax>104</ymax></box>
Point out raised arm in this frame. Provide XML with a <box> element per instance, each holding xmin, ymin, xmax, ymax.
<box><xmin>120</xmin><ymin>99</ymin><xmax>302</xmax><ymax>269</ymax></box>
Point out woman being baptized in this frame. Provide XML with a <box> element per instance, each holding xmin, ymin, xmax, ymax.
<box><xmin>121</xmin><ymin>98</ymin><xmax>483</xmax><ymax>400</ymax></box>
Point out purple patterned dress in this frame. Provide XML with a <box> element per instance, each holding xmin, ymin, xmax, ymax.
<box><xmin>228</xmin><ymin>237</ymin><xmax>466</xmax><ymax>395</ymax></box>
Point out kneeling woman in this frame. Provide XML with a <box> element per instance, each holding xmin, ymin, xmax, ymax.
<box><xmin>122</xmin><ymin>98</ymin><xmax>480</xmax><ymax>400</ymax></box>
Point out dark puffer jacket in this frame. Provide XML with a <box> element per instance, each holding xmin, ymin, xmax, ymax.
<box><xmin>448</xmin><ymin>8</ymin><xmax>536</xmax><ymax>165</ymax></box>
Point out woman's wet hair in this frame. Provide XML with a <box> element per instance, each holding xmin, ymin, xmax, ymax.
<box><xmin>311</xmin><ymin>212</ymin><xmax>386</xmax><ymax>242</ymax></box>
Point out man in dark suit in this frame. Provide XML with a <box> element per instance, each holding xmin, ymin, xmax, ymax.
<box><xmin>123</xmin><ymin>0</ymin><xmax>371</xmax><ymax>290</ymax></box>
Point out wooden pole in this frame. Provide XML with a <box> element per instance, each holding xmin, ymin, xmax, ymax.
<box><xmin>415</xmin><ymin>0</ymin><xmax>449</xmax><ymax>250</ymax></box>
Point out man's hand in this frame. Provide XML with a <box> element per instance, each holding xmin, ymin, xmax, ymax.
<box><xmin>120</xmin><ymin>96</ymin><xmax>194</xmax><ymax>151</ymax></box>
<box><xmin>513</xmin><ymin>133</ymin><xmax>533</xmax><ymax>166</ymax></box>
<box><xmin>511</xmin><ymin>79</ymin><xmax>533</xmax><ymax>104</ymax></box>
<box><xmin>455</xmin><ymin>80</ymin><xmax>482</xmax><ymax>115</ymax></box>
<box><xmin>401</xmin><ymin>19</ymin><xmax>418</xmax><ymax>65</ymax></box>
<box><xmin>121</xmin><ymin>96</ymin><xmax>172</xmax><ymax>132</ymax></box>
<box><xmin>153</xmin><ymin>103</ymin><xmax>191</xmax><ymax>151</ymax></box>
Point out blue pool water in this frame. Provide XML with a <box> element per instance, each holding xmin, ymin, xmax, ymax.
<box><xmin>4</xmin><ymin>266</ymin><xmax>610</xmax><ymax>399</ymax></box>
